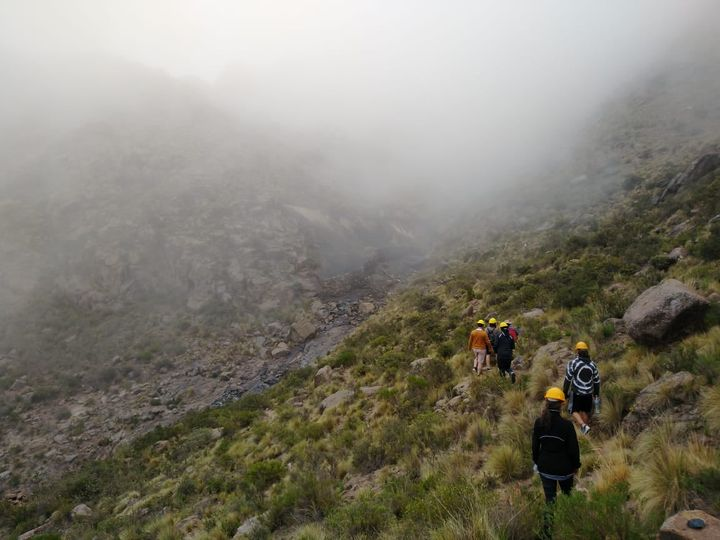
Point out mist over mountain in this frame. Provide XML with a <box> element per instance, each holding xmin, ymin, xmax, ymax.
<box><xmin>1</xmin><ymin>2</ymin><xmax>720</xmax><ymax>533</ymax></box>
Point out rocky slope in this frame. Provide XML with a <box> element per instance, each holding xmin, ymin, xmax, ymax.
<box><xmin>0</xmin><ymin>61</ymin><xmax>429</xmax><ymax>494</ymax></box>
<box><xmin>2</xmin><ymin>46</ymin><xmax>720</xmax><ymax>539</ymax></box>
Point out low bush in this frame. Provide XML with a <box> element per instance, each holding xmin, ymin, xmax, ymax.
<box><xmin>326</xmin><ymin>492</ymin><xmax>393</xmax><ymax>538</ymax></box>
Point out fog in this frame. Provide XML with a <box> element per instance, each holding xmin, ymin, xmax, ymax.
<box><xmin>1</xmin><ymin>0</ymin><xmax>719</xmax><ymax>323</ymax></box>
<box><xmin>2</xmin><ymin>0</ymin><xmax>718</xmax><ymax>202</ymax></box>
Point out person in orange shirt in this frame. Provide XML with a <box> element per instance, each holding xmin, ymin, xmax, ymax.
<box><xmin>468</xmin><ymin>319</ymin><xmax>494</xmax><ymax>374</ymax></box>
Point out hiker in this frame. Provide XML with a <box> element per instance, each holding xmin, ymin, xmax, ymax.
<box><xmin>532</xmin><ymin>387</ymin><xmax>581</xmax><ymax>536</ymax></box>
<box><xmin>563</xmin><ymin>341</ymin><xmax>601</xmax><ymax>435</ymax></box>
<box><xmin>468</xmin><ymin>319</ymin><xmax>493</xmax><ymax>374</ymax></box>
<box><xmin>495</xmin><ymin>321</ymin><xmax>516</xmax><ymax>383</ymax></box>
<box><xmin>485</xmin><ymin>317</ymin><xmax>500</xmax><ymax>370</ymax></box>
<box><xmin>506</xmin><ymin>321</ymin><xmax>519</xmax><ymax>342</ymax></box>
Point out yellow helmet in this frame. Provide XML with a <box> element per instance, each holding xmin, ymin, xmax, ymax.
<box><xmin>544</xmin><ymin>387</ymin><xmax>566</xmax><ymax>402</ymax></box>
<box><xmin>499</xmin><ymin>321</ymin><xmax>508</xmax><ymax>328</ymax></box>
<box><xmin>575</xmin><ymin>341</ymin><xmax>589</xmax><ymax>351</ymax></box>
<box><xmin>489</xmin><ymin>317</ymin><xmax>497</xmax><ymax>324</ymax></box>
<box><xmin>477</xmin><ymin>319</ymin><xmax>485</xmax><ymax>326</ymax></box>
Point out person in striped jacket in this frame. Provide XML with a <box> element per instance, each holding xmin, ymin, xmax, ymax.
<box><xmin>562</xmin><ymin>341</ymin><xmax>600</xmax><ymax>435</ymax></box>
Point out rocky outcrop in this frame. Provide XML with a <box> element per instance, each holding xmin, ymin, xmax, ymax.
<box><xmin>656</xmin><ymin>153</ymin><xmax>720</xmax><ymax>203</ymax></box>
<box><xmin>532</xmin><ymin>340</ymin><xmax>572</xmax><ymax>370</ymax></box>
<box><xmin>320</xmin><ymin>389</ymin><xmax>355</xmax><ymax>412</ymax></box>
<box><xmin>623</xmin><ymin>280</ymin><xmax>709</xmax><ymax>343</ymax></box>
<box><xmin>622</xmin><ymin>371</ymin><xmax>698</xmax><ymax>435</ymax></box>
<box><xmin>521</xmin><ymin>308</ymin><xmax>545</xmax><ymax>319</ymax></box>
<box><xmin>659</xmin><ymin>510</ymin><xmax>720</xmax><ymax>539</ymax></box>
<box><xmin>410</xmin><ymin>357</ymin><xmax>431</xmax><ymax>372</ymax></box>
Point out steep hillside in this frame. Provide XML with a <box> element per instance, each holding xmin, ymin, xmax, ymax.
<box><xmin>3</xmin><ymin>132</ymin><xmax>720</xmax><ymax>539</ymax></box>
<box><xmin>2</xmin><ymin>48</ymin><xmax>720</xmax><ymax>540</ymax></box>
<box><xmin>0</xmin><ymin>61</ymin><xmax>430</xmax><ymax>492</ymax></box>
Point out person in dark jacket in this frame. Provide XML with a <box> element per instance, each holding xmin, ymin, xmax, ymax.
<box><xmin>495</xmin><ymin>322</ymin><xmax>516</xmax><ymax>383</ymax></box>
<box><xmin>532</xmin><ymin>387</ymin><xmax>581</xmax><ymax>503</ymax></box>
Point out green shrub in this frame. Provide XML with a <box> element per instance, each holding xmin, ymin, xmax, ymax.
<box><xmin>693</xmin><ymin>223</ymin><xmax>720</xmax><ymax>261</ymax></box>
<box><xmin>331</xmin><ymin>349</ymin><xmax>357</xmax><ymax>368</ymax></box>
<box><xmin>552</xmin><ymin>487</ymin><xmax>645</xmax><ymax>539</ymax></box>
<box><xmin>244</xmin><ymin>460</ymin><xmax>285</xmax><ymax>492</ymax></box>
<box><xmin>326</xmin><ymin>492</ymin><xmax>393</xmax><ymax>538</ymax></box>
<box><xmin>422</xmin><ymin>357</ymin><xmax>453</xmax><ymax>385</ymax></box>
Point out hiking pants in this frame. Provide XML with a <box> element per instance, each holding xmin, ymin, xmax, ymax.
<box><xmin>540</xmin><ymin>475</ymin><xmax>573</xmax><ymax>503</ymax></box>
<box><xmin>497</xmin><ymin>356</ymin><xmax>514</xmax><ymax>377</ymax></box>
<box><xmin>472</xmin><ymin>349</ymin><xmax>487</xmax><ymax>369</ymax></box>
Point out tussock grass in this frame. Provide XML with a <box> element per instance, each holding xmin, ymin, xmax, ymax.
<box><xmin>701</xmin><ymin>384</ymin><xmax>720</xmax><ymax>431</ymax></box>
<box><xmin>465</xmin><ymin>418</ymin><xmax>492</xmax><ymax>449</ymax></box>
<box><xmin>503</xmin><ymin>389</ymin><xmax>527</xmax><ymax>415</ymax></box>
<box><xmin>485</xmin><ymin>445</ymin><xmax>525</xmax><ymax>482</ymax></box>
<box><xmin>631</xmin><ymin>422</ymin><xmax>716</xmax><ymax>519</ymax></box>
<box><xmin>291</xmin><ymin>523</ymin><xmax>329</xmax><ymax>539</ymax></box>
<box><xmin>527</xmin><ymin>355</ymin><xmax>559</xmax><ymax>401</ymax></box>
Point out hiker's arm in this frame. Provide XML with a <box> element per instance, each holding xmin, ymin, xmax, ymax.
<box><xmin>562</xmin><ymin>364</ymin><xmax>572</xmax><ymax>395</ymax></box>
<box><xmin>567</xmin><ymin>423</ymin><xmax>581</xmax><ymax>471</ymax></box>
<box><xmin>593</xmin><ymin>366</ymin><xmax>600</xmax><ymax>397</ymax></box>
<box><xmin>485</xmin><ymin>333</ymin><xmax>493</xmax><ymax>353</ymax></box>
<box><xmin>531</xmin><ymin>421</ymin><xmax>540</xmax><ymax>464</ymax></box>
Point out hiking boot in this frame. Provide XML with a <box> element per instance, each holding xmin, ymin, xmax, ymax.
<box><xmin>581</xmin><ymin>424</ymin><xmax>591</xmax><ymax>435</ymax></box>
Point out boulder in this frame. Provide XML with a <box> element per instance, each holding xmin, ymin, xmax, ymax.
<box><xmin>314</xmin><ymin>365</ymin><xmax>333</xmax><ymax>386</ymax></box>
<box><xmin>410</xmin><ymin>357</ymin><xmax>431</xmax><ymax>372</ymax></box>
<box><xmin>271</xmin><ymin>342</ymin><xmax>290</xmax><ymax>358</ymax></box>
<box><xmin>71</xmin><ymin>503</ymin><xmax>93</xmax><ymax>519</ymax></box>
<box><xmin>233</xmin><ymin>515</ymin><xmax>261</xmax><ymax>538</ymax></box>
<box><xmin>659</xmin><ymin>510</ymin><xmax>720</xmax><ymax>539</ymax></box>
<box><xmin>291</xmin><ymin>319</ymin><xmax>317</xmax><ymax>342</ymax></box>
<box><xmin>707</xmin><ymin>292</ymin><xmax>720</xmax><ymax>304</ymax></box>
<box><xmin>532</xmin><ymin>340</ymin><xmax>572</xmax><ymax>371</ymax></box>
<box><xmin>623</xmin><ymin>280</ymin><xmax>709</xmax><ymax>343</ymax></box>
<box><xmin>358</xmin><ymin>302</ymin><xmax>375</xmax><ymax>315</ymax></box>
<box><xmin>668</xmin><ymin>247</ymin><xmax>689</xmax><ymax>262</ymax></box>
<box><xmin>521</xmin><ymin>308</ymin><xmax>545</xmax><ymax>319</ymax></box>
<box><xmin>320</xmin><ymin>389</ymin><xmax>355</xmax><ymax>412</ymax></box>
<box><xmin>622</xmin><ymin>371</ymin><xmax>697</xmax><ymax>435</ymax></box>
<box><xmin>360</xmin><ymin>385</ymin><xmax>382</xmax><ymax>396</ymax></box>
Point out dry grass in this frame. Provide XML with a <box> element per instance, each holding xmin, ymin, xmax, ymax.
<box><xmin>527</xmin><ymin>355</ymin><xmax>560</xmax><ymax>400</ymax></box>
<box><xmin>630</xmin><ymin>422</ymin><xmax>714</xmax><ymax>519</ymax></box>
<box><xmin>465</xmin><ymin>417</ymin><xmax>493</xmax><ymax>449</ymax></box>
<box><xmin>701</xmin><ymin>384</ymin><xmax>720</xmax><ymax>431</ymax></box>
<box><xmin>485</xmin><ymin>444</ymin><xmax>525</xmax><ymax>482</ymax></box>
<box><xmin>503</xmin><ymin>389</ymin><xmax>527</xmax><ymax>415</ymax></box>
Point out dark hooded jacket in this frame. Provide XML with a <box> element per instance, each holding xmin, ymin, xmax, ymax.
<box><xmin>532</xmin><ymin>410</ymin><xmax>581</xmax><ymax>476</ymax></box>
<box><xmin>494</xmin><ymin>329</ymin><xmax>515</xmax><ymax>360</ymax></box>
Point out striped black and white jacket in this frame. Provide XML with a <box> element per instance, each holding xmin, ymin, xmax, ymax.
<box><xmin>563</xmin><ymin>355</ymin><xmax>600</xmax><ymax>396</ymax></box>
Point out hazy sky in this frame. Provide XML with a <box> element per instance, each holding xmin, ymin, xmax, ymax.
<box><xmin>1</xmin><ymin>1</ymin><xmax>718</xmax><ymax>197</ymax></box>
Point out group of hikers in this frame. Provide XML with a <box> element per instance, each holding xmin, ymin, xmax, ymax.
<box><xmin>468</xmin><ymin>322</ymin><xmax>602</xmax><ymax>535</ymax></box>
<box><xmin>467</xmin><ymin>317</ymin><xmax>518</xmax><ymax>382</ymax></box>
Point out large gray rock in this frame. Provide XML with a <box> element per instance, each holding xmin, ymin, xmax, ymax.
<box><xmin>623</xmin><ymin>280</ymin><xmax>709</xmax><ymax>343</ymax></box>
<box><xmin>532</xmin><ymin>340</ymin><xmax>572</xmax><ymax>370</ymax></box>
<box><xmin>314</xmin><ymin>365</ymin><xmax>333</xmax><ymax>386</ymax></box>
<box><xmin>71</xmin><ymin>503</ymin><xmax>93</xmax><ymax>519</ymax></box>
<box><xmin>291</xmin><ymin>318</ymin><xmax>317</xmax><ymax>342</ymax></box>
<box><xmin>622</xmin><ymin>371</ymin><xmax>698</xmax><ymax>435</ymax></box>
<box><xmin>659</xmin><ymin>510</ymin><xmax>720</xmax><ymax>539</ymax></box>
<box><xmin>233</xmin><ymin>515</ymin><xmax>261</xmax><ymax>538</ymax></box>
<box><xmin>320</xmin><ymin>389</ymin><xmax>355</xmax><ymax>412</ymax></box>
